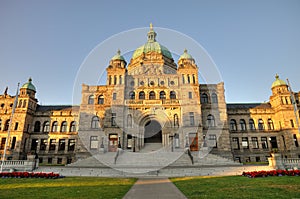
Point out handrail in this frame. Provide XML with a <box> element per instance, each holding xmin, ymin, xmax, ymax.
<box><xmin>185</xmin><ymin>148</ymin><xmax>194</xmax><ymax>164</ymax></box>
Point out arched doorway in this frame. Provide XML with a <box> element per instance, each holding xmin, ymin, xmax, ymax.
<box><xmin>144</xmin><ymin>120</ymin><xmax>162</xmax><ymax>143</ymax></box>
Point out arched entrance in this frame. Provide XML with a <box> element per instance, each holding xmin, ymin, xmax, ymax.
<box><xmin>144</xmin><ymin>120</ymin><xmax>162</xmax><ymax>143</ymax></box>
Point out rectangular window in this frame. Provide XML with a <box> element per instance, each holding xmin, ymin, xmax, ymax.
<box><xmin>251</xmin><ymin>137</ymin><xmax>259</xmax><ymax>149</ymax></box>
<box><xmin>242</xmin><ymin>137</ymin><xmax>249</xmax><ymax>149</ymax></box>
<box><xmin>111</xmin><ymin>113</ymin><xmax>116</xmax><ymax>126</ymax></box>
<box><xmin>0</xmin><ymin>138</ymin><xmax>6</xmax><ymax>150</ymax></box>
<box><xmin>291</xmin><ymin>119</ymin><xmax>295</xmax><ymax>128</ymax></box>
<box><xmin>11</xmin><ymin>137</ymin><xmax>16</xmax><ymax>150</ymax></box>
<box><xmin>31</xmin><ymin>139</ymin><xmax>38</xmax><ymax>150</ymax></box>
<box><xmin>14</xmin><ymin>122</ymin><xmax>18</xmax><ymax>130</ymax></box>
<box><xmin>67</xmin><ymin>158</ymin><xmax>72</xmax><ymax>164</ymax></box>
<box><xmin>58</xmin><ymin>139</ymin><xmax>66</xmax><ymax>151</ymax></box>
<box><xmin>90</xmin><ymin>136</ymin><xmax>98</xmax><ymax>149</ymax></box>
<box><xmin>40</xmin><ymin>139</ymin><xmax>47</xmax><ymax>150</ymax></box>
<box><xmin>68</xmin><ymin>139</ymin><xmax>76</xmax><ymax>151</ymax></box>
<box><xmin>57</xmin><ymin>158</ymin><xmax>62</xmax><ymax>164</ymax></box>
<box><xmin>208</xmin><ymin>134</ymin><xmax>217</xmax><ymax>148</ymax></box>
<box><xmin>48</xmin><ymin>157</ymin><xmax>52</xmax><ymax>164</ymax></box>
<box><xmin>232</xmin><ymin>137</ymin><xmax>239</xmax><ymax>150</ymax></box>
<box><xmin>261</xmin><ymin>137</ymin><xmax>268</xmax><ymax>149</ymax></box>
<box><xmin>182</xmin><ymin>75</ymin><xmax>185</xmax><ymax>84</ymax></box>
<box><xmin>188</xmin><ymin>92</ymin><xmax>192</xmax><ymax>99</ymax></box>
<box><xmin>189</xmin><ymin>112</ymin><xmax>194</xmax><ymax>126</ymax></box>
<box><xmin>113</xmin><ymin>93</ymin><xmax>117</xmax><ymax>100</ymax></box>
<box><xmin>49</xmin><ymin>139</ymin><xmax>56</xmax><ymax>151</ymax></box>
<box><xmin>293</xmin><ymin>134</ymin><xmax>299</xmax><ymax>147</ymax></box>
<box><xmin>39</xmin><ymin>157</ymin><xmax>43</xmax><ymax>164</ymax></box>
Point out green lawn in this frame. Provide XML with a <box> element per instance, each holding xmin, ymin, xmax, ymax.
<box><xmin>171</xmin><ymin>176</ymin><xmax>300</xmax><ymax>199</ymax></box>
<box><xmin>0</xmin><ymin>177</ymin><xmax>136</xmax><ymax>199</ymax></box>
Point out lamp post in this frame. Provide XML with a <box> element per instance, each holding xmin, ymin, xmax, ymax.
<box><xmin>169</xmin><ymin>134</ymin><xmax>174</xmax><ymax>152</ymax></box>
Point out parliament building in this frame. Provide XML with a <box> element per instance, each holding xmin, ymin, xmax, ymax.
<box><xmin>1</xmin><ymin>25</ymin><xmax>299</xmax><ymax>165</ymax></box>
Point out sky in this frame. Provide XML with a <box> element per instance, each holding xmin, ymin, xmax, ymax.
<box><xmin>0</xmin><ymin>0</ymin><xmax>299</xmax><ymax>105</ymax></box>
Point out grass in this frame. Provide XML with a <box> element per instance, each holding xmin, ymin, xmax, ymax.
<box><xmin>171</xmin><ymin>175</ymin><xmax>300</xmax><ymax>199</ymax></box>
<box><xmin>0</xmin><ymin>177</ymin><xmax>136</xmax><ymax>199</ymax></box>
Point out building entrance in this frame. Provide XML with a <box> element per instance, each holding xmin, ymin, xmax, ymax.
<box><xmin>144</xmin><ymin>120</ymin><xmax>162</xmax><ymax>143</ymax></box>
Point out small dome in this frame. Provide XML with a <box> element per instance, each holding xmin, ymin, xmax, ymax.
<box><xmin>111</xmin><ymin>49</ymin><xmax>125</xmax><ymax>61</ymax></box>
<box><xmin>272</xmin><ymin>74</ymin><xmax>287</xmax><ymax>88</ymax></box>
<box><xmin>21</xmin><ymin>78</ymin><xmax>36</xmax><ymax>92</ymax></box>
<box><xmin>132</xmin><ymin>24</ymin><xmax>173</xmax><ymax>60</ymax></box>
<box><xmin>179</xmin><ymin>49</ymin><xmax>193</xmax><ymax>60</ymax></box>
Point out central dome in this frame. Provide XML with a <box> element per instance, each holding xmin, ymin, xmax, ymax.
<box><xmin>132</xmin><ymin>24</ymin><xmax>173</xmax><ymax>60</ymax></box>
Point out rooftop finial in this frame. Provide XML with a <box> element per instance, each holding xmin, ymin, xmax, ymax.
<box><xmin>275</xmin><ymin>74</ymin><xmax>279</xmax><ymax>79</ymax></box>
<box><xmin>184</xmin><ymin>49</ymin><xmax>188</xmax><ymax>53</ymax></box>
<box><xmin>117</xmin><ymin>49</ymin><xmax>121</xmax><ymax>55</ymax></box>
<box><xmin>150</xmin><ymin>23</ymin><xmax>153</xmax><ymax>30</ymax></box>
<box><xmin>29</xmin><ymin>77</ymin><xmax>32</xmax><ymax>82</ymax></box>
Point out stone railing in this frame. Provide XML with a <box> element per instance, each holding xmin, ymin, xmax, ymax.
<box><xmin>125</xmin><ymin>99</ymin><xmax>179</xmax><ymax>105</ymax></box>
<box><xmin>1</xmin><ymin>160</ymin><xmax>37</xmax><ymax>172</ymax></box>
<box><xmin>268</xmin><ymin>153</ymin><xmax>300</xmax><ymax>170</ymax></box>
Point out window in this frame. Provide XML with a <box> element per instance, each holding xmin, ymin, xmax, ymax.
<box><xmin>51</xmin><ymin>121</ymin><xmax>58</xmax><ymax>132</ymax></box>
<box><xmin>114</xmin><ymin>75</ymin><xmax>117</xmax><ymax>85</ymax></box>
<box><xmin>48</xmin><ymin>158</ymin><xmax>52</xmax><ymax>164</ymax></box>
<box><xmin>149</xmin><ymin>91</ymin><xmax>156</xmax><ymax>100</ymax></box>
<box><xmin>268</xmin><ymin>119</ymin><xmax>274</xmax><ymax>130</ymax></box>
<box><xmin>230</xmin><ymin>119</ymin><xmax>237</xmax><ymax>131</ymax></box>
<box><xmin>291</xmin><ymin>119</ymin><xmax>295</xmax><ymax>128</ymax></box>
<box><xmin>189</xmin><ymin>112</ymin><xmax>195</xmax><ymax>126</ymax></box>
<box><xmin>119</xmin><ymin>75</ymin><xmax>122</xmax><ymax>84</ymax></box>
<box><xmin>188</xmin><ymin>92</ymin><xmax>192</xmax><ymax>99</ymax></box>
<box><xmin>14</xmin><ymin>122</ymin><xmax>18</xmax><ymax>131</ymax></box>
<box><xmin>139</xmin><ymin>91</ymin><xmax>145</xmax><ymax>99</ymax></box>
<box><xmin>49</xmin><ymin>139</ymin><xmax>56</xmax><ymax>151</ymax></box>
<box><xmin>31</xmin><ymin>139</ymin><xmax>38</xmax><ymax>150</ymax></box>
<box><xmin>174</xmin><ymin>114</ymin><xmax>179</xmax><ymax>127</ymax></box>
<box><xmin>4</xmin><ymin>120</ymin><xmax>10</xmax><ymax>131</ymax></box>
<box><xmin>70</xmin><ymin>121</ymin><xmax>76</xmax><ymax>132</ymax></box>
<box><xmin>261</xmin><ymin>137</ymin><xmax>268</xmax><ymax>149</ymax></box>
<box><xmin>98</xmin><ymin>95</ymin><xmax>104</xmax><ymax>104</ymax></box>
<box><xmin>240</xmin><ymin>119</ymin><xmax>246</xmax><ymax>131</ymax></box>
<box><xmin>58</xmin><ymin>139</ymin><xmax>66</xmax><ymax>151</ymax></box>
<box><xmin>11</xmin><ymin>137</ymin><xmax>16</xmax><ymax>149</ymax></box>
<box><xmin>182</xmin><ymin>74</ymin><xmax>185</xmax><ymax>84</ymax></box>
<box><xmin>90</xmin><ymin>136</ymin><xmax>98</xmax><ymax>149</ymax></box>
<box><xmin>61</xmin><ymin>121</ymin><xmax>67</xmax><ymax>132</ymax></box>
<box><xmin>211</xmin><ymin>93</ymin><xmax>218</xmax><ymax>103</ymax></box>
<box><xmin>113</xmin><ymin>93</ymin><xmax>117</xmax><ymax>100</ymax></box>
<box><xmin>40</xmin><ymin>139</ymin><xmax>47</xmax><ymax>151</ymax></box>
<box><xmin>208</xmin><ymin>134</ymin><xmax>217</xmax><ymax>148</ymax></box>
<box><xmin>170</xmin><ymin>91</ymin><xmax>176</xmax><ymax>99</ymax></box>
<box><xmin>251</xmin><ymin>137</ymin><xmax>259</xmax><ymax>149</ymax></box>
<box><xmin>127</xmin><ymin>114</ymin><xmax>132</xmax><ymax>128</ymax></box>
<box><xmin>242</xmin><ymin>137</ymin><xmax>249</xmax><ymax>149</ymax></box>
<box><xmin>207</xmin><ymin>114</ymin><xmax>215</xmax><ymax>127</ymax></box>
<box><xmin>201</xmin><ymin>93</ymin><xmax>208</xmax><ymax>103</ymax></box>
<box><xmin>187</xmin><ymin>75</ymin><xmax>191</xmax><ymax>83</ymax></box>
<box><xmin>249</xmin><ymin>119</ymin><xmax>255</xmax><ymax>130</ymax></box>
<box><xmin>22</xmin><ymin>100</ymin><xmax>27</xmax><ymax>108</ymax></box>
<box><xmin>232</xmin><ymin>137</ymin><xmax>240</xmax><ymax>150</ymax></box>
<box><xmin>88</xmin><ymin>95</ymin><xmax>94</xmax><ymax>104</ymax></box>
<box><xmin>18</xmin><ymin>100</ymin><xmax>22</xmax><ymax>108</ymax></box>
<box><xmin>258</xmin><ymin>119</ymin><xmax>264</xmax><ymax>130</ymax></box>
<box><xmin>34</xmin><ymin>121</ymin><xmax>41</xmax><ymax>132</ymax></box>
<box><xmin>0</xmin><ymin>138</ymin><xmax>6</xmax><ymax>150</ymax></box>
<box><xmin>129</xmin><ymin>92</ymin><xmax>135</xmax><ymax>100</ymax></box>
<box><xmin>111</xmin><ymin>113</ymin><xmax>116</xmax><ymax>126</ymax></box>
<box><xmin>192</xmin><ymin>74</ymin><xmax>196</xmax><ymax>84</ymax></box>
<box><xmin>0</xmin><ymin>119</ymin><xmax>1</xmax><ymax>130</ymax></box>
<box><xmin>159</xmin><ymin>91</ymin><xmax>166</xmax><ymax>99</ymax></box>
<box><xmin>68</xmin><ymin>139</ymin><xmax>75</xmax><ymax>151</ymax></box>
<box><xmin>91</xmin><ymin>116</ymin><xmax>100</xmax><ymax>129</ymax></box>
<box><xmin>294</xmin><ymin>134</ymin><xmax>299</xmax><ymax>147</ymax></box>
<box><xmin>43</xmin><ymin>121</ymin><xmax>50</xmax><ymax>132</ymax></box>
<box><xmin>57</xmin><ymin>158</ymin><xmax>62</xmax><ymax>164</ymax></box>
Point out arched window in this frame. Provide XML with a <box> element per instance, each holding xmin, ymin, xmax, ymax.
<box><xmin>88</xmin><ymin>95</ymin><xmax>94</xmax><ymax>104</ymax></box>
<box><xmin>201</xmin><ymin>93</ymin><xmax>209</xmax><ymax>104</ymax></box>
<box><xmin>139</xmin><ymin>91</ymin><xmax>145</xmax><ymax>100</ymax></box>
<box><xmin>249</xmin><ymin>119</ymin><xmax>255</xmax><ymax>130</ymax></box>
<box><xmin>258</xmin><ymin>119</ymin><xmax>264</xmax><ymax>130</ymax></box>
<box><xmin>240</xmin><ymin>119</ymin><xmax>246</xmax><ymax>131</ymax></box>
<box><xmin>159</xmin><ymin>91</ymin><xmax>166</xmax><ymax>99</ymax></box>
<box><xmin>187</xmin><ymin>75</ymin><xmax>191</xmax><ymax>83</ymax></box>
<box><xmin>4</xmin><ymin>119</ymin><xmax>10</xmax><ymax>131</ymax></box>
<box><xmin>127</xmin><ymin>114</ymin><xmax>132</xmax><ymax>128</ymax></box>
<box><xmin>211</xmin><ymin>93</ymin><xmax>218</xmax><ymax>103</ymax></box>
<box><xmin>70</xmin><ymin>121</ymin><xmax>76</xmax><ymax>132</ymax></box>
<box><xmin>207</xmin><ymin>115</ymin><xmax>215</xmax><ymax>127</ymax></box>
<box><xmin>51</xmin><ymin>121</ymin><xmax>58</xmax><ymax>132</ymax></box>
<box><xmin>91</xmin><ymin>116</ymin><xmax>100</xmax><ymax>129</ymax></box>
<box><xmin>22</xmin><ymin>100</ymin><xmax>27</xmax><ymax>108</ymax></box>
<box><xmin>192</xmin><ymin>75</ymin><xmax>196</xmax><ymax>84</ymax></box>
<box><xmin>34</xmin><ymin>121</ymin><xmax>41</xmax><ymax>132</ymax></box>
<box><xmin>268</xmin><ymin>119</ymin><xmax>274</xmax><ymax>130</ymax></box>
<box><xmin>61</xmin><ymin>121</ymin><xmax>67</xmax><ymax>132</ymax></box>
<box><xmin>18</xmin><ymin>100</ymin><xmax>22</xmax><ymax>108</ymax></box>
<box><xmin>230</xmin><ymin>119</ymin><xmax>237</xmax><ymax>131</ymax></box>
<box><xmin>0</xmin><ymin>119</ymin><xmax>1</xmax><ymax>131</ymax></box>
<box><xmin>43</xmin><ymin>121</ymin><xmax>50</xmax><ymax>132</ymax></box>
<box><xmin>174</xmin><ymin>114</ymin><xmax>179</xmax><ymax>127</ymax></box>
<box><xmin>129</xmin><ymin>91</ymin><xmax>135</xmax><ymax>100</ymax></box>
<box><xmin>98</xmin><ymin>95</ymin><xmax>104</xmax><ymax>104</ymax></box>
<box><xmin>170</xmin><ymin>91</ymin><xmax>176</xmax><ymax>99</ymax></box>
<box><xmin>149</xmin><ymin>91</ymin><xmax>156</xmax><ymax>100</ymax></box>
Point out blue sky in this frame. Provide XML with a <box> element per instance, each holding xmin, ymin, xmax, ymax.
<box><xmin>0</xmin><ymin>0</ymin><xmax>299</xmax><ymax>105</ymax></box>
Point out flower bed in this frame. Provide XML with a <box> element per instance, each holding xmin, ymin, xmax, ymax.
<box><xmin>0</xmin><ymin>172</ymin><xmax>64</xmax><ymax>179</ymax></box>
<box><xmin>242</xmin><ymin>169</ymin><xmax>300</xmax><ymax>178</ymax></box>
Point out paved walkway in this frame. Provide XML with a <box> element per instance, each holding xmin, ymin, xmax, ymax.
<box><xmin>123</xmin><ymin>177</ymin><xmax>187</xmax><ymax>199</ymax></box>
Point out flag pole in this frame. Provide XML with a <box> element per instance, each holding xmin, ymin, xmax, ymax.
<box><xmin>0</xmin><ymin>83</ymin><xmax>19</xmax><ymax>172</ymax></box>
<box><xmin>287</xmin><ymin>79</ymin><xmax>300</xmax><ymax>135</ymax></box>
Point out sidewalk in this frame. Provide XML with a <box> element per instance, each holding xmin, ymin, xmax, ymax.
<box><xmin>123</xmin><ymin>177</ymin><xmax>187</xmax><ymax>199</ymax></box>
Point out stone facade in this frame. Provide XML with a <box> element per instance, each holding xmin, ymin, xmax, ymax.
<box><xmin>0</xmin><ymin>26</ymin><xmax>299</xmax><ymax>165</ymax></box>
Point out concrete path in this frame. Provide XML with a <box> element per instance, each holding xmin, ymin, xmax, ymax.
<box><xmin>123</xmin><ymin>177</ymin><xmax>187</xmax><ymax>199</ymax></box>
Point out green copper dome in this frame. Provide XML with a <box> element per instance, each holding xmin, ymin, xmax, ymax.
<box><xmin>179</xmin><ymin>49</ymin><xmax>193</xmax><ymax>60</ymax></box>
<box><xmin>111</xmin><ymin>49</ymin><xmax>125</xmax><ymax>61</ymax></box>
<box><xmin>272</xmin><ymin>74</ymin><xmax>287</xmax><ymax>88</ymax></box>
<box><xmin>132</xmin><ymin>24</ymin><xmax>173</xmax><ymax>60</ymax></box>
<box><xmin>21</xmin><ymin>78</ymin><xmax>36</xmax><ymax>92</ymax></box>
